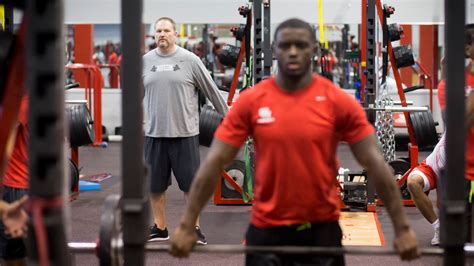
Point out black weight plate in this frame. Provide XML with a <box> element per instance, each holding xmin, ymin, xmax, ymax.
<box><xmin>416</xmin><ymin>111</ymin><xmax>429</xmax><ymax>149</ymax></box>
<box><xmin>410</xmin><ymin>112</ymin><xmax>424</xmax><ymax>148</ymax></box>
<box><xmin>102</xmin><ymin>125</ymin><xmax>109</xmax><ymax>142</ymax></box>
<box><xmin>419</xmin><ymin>111</ymin><xmax>437</xmax><ymax>150</ymax></box>
<box><xmin>210</xmin><ymin>108</ymin><xmax>224</xmax><ymax>144</ymax></box>
<box><xmin>425</xmin><ymin>111</ymin><xmax>439</xmax><ymax>148</ymax></box>
<box><xmin>70</xmin><ymin>106</ymin><xmax>83</xmax><ymax>147</ymax></box>
<box><xmin>219</xmin><ymin>44</ymin><xmax>241</xmax><ymax>67</ymax></box>
<box><xmin>68</xmin><ymin>158</ymin><xmax>79</xmax><ymax>192</ymax></box>
<box><xmin>69</xmin><ymin>105</ymin><xmax>95</xmax><ymax>147</ymax></box>
<box><xmin>388</xmin><ymin>159</ymin><xmax>411</xmax><ymax>200</ymax></box>
<box><xmin>199</xmin><ymin>106</ymin><xmax>213</xmax><ymax>147</ymax></box>
<box><xmin>199</xmin><ymin>106</ymin><xmax>223</xmax><ymax>147</ymax></box>
<box><xmin>206</xmin><ymin>108</ymin><xmax>219</xmax><ymax>147</ymax></box>
<box><xmin>221</xmin><ymin>160</ymin><xmax>246</xmax><ymax>199</ymax></box>
<box><xmin>417</xmin><ymin>111</ymin><xmax>428</xmax><ymax>149</ymax></box>
<box><xmin>99</xmin><ymin>194</ymin><xmax>122</xmax><ymax>266</ymax></box>
<box><xmin>82</xmin><ymin>105</ymin><xmax>95</xmax><ymax>145</ymax></box>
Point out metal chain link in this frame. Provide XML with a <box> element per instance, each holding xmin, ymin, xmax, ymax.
<box><xmin>375</xmin><ymin>83</ymin><xmax>396</xmax><ymax>162</ymax></box>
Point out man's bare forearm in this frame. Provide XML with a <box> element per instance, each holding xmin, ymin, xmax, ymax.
<box><xmin>0</xmin><ymin>201</ymin><xmax>8</xmax><ymax>218</ymax></box>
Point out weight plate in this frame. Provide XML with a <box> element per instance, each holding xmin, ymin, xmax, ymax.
<box><xmin>224</xmin><ymin>168</ymin><xmax>245</xmax><ymax>191</ymax></box>
<box><xmin>221</xmin><ymin>160</ymin><xmax>246</xmax><ymax>199</ymax></box>
<box><xmin>67</xmin><ymin>105</ymin><xmax>95</xmax><ymax>147</ymax></box>
<box><xmin>388</xmin><ymin>159</ymin><xmax>411</xmax><ymax>200</ymax></box>
<box><xmin>68</xmin><ymin>158</ymin><xmax>79</xmax><ymax>192</ymax></box>
<box><xmin>99</xmin><ymin>194</ymin><xmax>123</xmax><ymax>266</ymax></box>
<box><xmin>409</xmin><ymin>112</ymin><xmax>423</xmax><ymax>148</ymax></box>
<box><xmin>199</xmin><ymin>105</ymin><xmax>223</xmax><ymax>147</ymax></box>
<box><xmin>425</xmin><ymin>111</ymin><xmax>439</xmax><ymax>148</ymax></box>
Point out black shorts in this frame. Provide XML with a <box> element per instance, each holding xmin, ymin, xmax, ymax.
<box><xmin>0</xmin><ymin>186</ymin><xmax>28</xmax><ymax>259</ymax></box>
<box><xmin>245</xmin><ymin>221</ymin><xmax>345</xmax><ymax>266</ymax></box>
<box><xmin>144</xmin><ymin>136</ymin><xmax>200</xmax><ymax>193</ymax></box>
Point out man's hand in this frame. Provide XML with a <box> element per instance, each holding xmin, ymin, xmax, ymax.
<box><xmin>393</xmin><ymin>228</ymin><xmax>420</xmax><ymax>261</ymax></box>
<box><xmin>3</xmin><ymin>196</ymin><xmax>29</xmax><ymax>238</ymax></box>
<box><xmin>169</xmin><ymin>224</ymin><xmax>197</xmax><ymax>258</ymax></box>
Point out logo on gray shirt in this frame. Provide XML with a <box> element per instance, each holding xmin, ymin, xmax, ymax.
<box><xmin>150</xmin><ymin>64</ymin><xmax>180</xmax><ymax>72</ymax></box>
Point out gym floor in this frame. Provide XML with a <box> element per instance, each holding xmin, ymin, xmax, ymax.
<box><xmin>71</xmin><ymin>142</ymin><xmax>444</xmax><ymax>265</ymax></box>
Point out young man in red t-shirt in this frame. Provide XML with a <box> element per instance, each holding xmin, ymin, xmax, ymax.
<box><xmin>0</xmin><ymin>96</ymin><xmax>30</xmax><ymax>266</ymax></box>
<box><xmin>169</xmin><ymin>18</ymin><xmax>420</xmax><ymax>264</ymax></box>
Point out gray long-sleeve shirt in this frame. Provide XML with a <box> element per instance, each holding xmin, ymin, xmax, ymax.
<box><xmin>142</xmin><ymin>46</ymin><xmax>228</xmax><ymax>138</ymax></box>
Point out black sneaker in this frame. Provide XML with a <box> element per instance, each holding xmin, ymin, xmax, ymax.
<box><xmin>195</xmin><ymin>226</ymin><xmax>207</xmax><ymax>245</ymax></box>
<box><xmin>149</xmin><ymin>224</ymin><xmax>169</xmax><ymax>242</ymax></box>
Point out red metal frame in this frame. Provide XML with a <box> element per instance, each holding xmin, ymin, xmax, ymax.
<box><xmin>73</xmin><ymin>25</ymin><xmax>94</xmax><ymax>88</ymax></box>
<box><xmin>98</xmin><ymin>64</ymin><xmax>121</xmax><ymax>88</ymax></box>
<box><xmin>66</xmin><ymin>64</ymin><xmax>106</xmax><ymax>200</ymax></box>
<box><xmin>214</xmin><ymin>36</ymin><xmax>250</xmax><ymax>205</ymax></box>
<box><xmin>367</xmin><ymin>0</ymin><xmax>421</xmax><ymax>210</ymax></box>
<box><xmin>226</xmin><ymin>37</ymin><xmax>246</xmax><ymax>106</ymax></box>
<box><xmin>65</xmin><ymin>64</ymin><xmax>104</xmax><ymax>201</ymax></box>
<box><xmin>65</xmin><ymin>63</ymin><xmax>103</xmax><ymax>146</ymax></box>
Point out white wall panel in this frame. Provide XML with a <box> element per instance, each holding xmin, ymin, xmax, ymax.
<box><xmin>14</xmin><ymin>0</ymin><xmax>446</xmax><ymax>25</ymax></box>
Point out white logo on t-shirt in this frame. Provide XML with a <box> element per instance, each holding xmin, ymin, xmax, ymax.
<box><xmin>315</xmin><ymin>96</ymin><xmax>326</xmax><ymax>102</ymax></box>
<box><xmin>257</xmin><ymin>107</ymin><xmax>276</xmax><ymax>124</ymax></box>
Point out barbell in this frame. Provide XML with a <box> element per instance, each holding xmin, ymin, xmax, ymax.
<box><xmin>69</xmin><ymin>195</ymin><xmax>473</xmax><ymax>266</ymax></box>
<box><xmin>366</xmin><ymin>105</ymin><xmax>439</xmax><ymax>150</ymax></box>
<box><xmin>68</xmin><ymin>242</ymin><xmax>474</xmax><ymax>257</ymax></box>
<box><xmin>364</xmin><ymin>106</ymin><xmax>428</xmax><ymax>112</ymax></box>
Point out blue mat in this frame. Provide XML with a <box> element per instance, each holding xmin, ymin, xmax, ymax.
<box><xmin>79</xmin><ymin>180</ymin><xmax>101</xmax><ymax>191</ymax></box>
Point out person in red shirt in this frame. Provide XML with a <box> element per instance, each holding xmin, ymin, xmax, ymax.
<box><xmin>437</xmin><ymin>25</ymin><xmax>474</xmax><ymax>241</ymax></box>
<box><xmin>169</xmin><ymin>18</ymin><xmax>420</xmax><ymax>264</ymax></box>
<box><xmin>437</xmin><ymin>26</ymin><xmax>474</xmax><ymax>182</ymax></box>
<box><xmin>0</xmin><ymin>96</ymin><xmax>30</xmax><ymax>266</ymax></box>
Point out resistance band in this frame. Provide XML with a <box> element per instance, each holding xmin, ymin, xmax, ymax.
<box><xmin>0</xmin><ymin>5</ymin><xmax>4</xmax><ymax>30</ymax></box>
<box><xmin>242</xmin><ymin>138</ymin><xmax>254</xmax><ymax>203</ymax></box>
<box><xmin>318</xmin><ymin>0</ymin><xmax>328</xmax><ymax>49</ymax></box>
<box><xmin>180</xmin><ymin>23</ymin><xmax>185</xmax><ymax>47</ymax></box>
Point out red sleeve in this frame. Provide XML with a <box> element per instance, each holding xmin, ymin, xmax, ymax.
<box><xmin>214</xmin><ymin>91</ymin><xmax>253</xmax><ymax>148</ymax></box>
<box><xmin>437</xmin><ymin>80</ymin><xmax>446</xmax><ymax>110</ymax></box>
<box><xmin>18</xmin><ymin>96</ymin><xmax>29</xmax><ymax>126</ymax></box>
<box><xmin>335</xmin><ymin>90</ymin><xmax>374</xmax><ymax>144</ymax></box>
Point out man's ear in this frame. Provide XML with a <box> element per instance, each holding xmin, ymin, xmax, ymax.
<box><xmin>466</xmin><ymin>45</ymin><xmax>471</xmax><ymax>58</ymax></box>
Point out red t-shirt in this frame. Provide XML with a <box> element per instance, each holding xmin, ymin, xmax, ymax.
<box><xmin>108</xmin><ymin>52</ymin><xmax>118</xmax><ymax>65</ymax></box>
<box><xmin>3</xmin><ymin>96</ymin><xmax>29</xmax><ymax>189</ymax></box>
<box><xmin>437</xmin><ymin>71</ymin><xmax>474</xmax><ymax>180</ymax></box>
<box><xmin>215</xmin><ymin>75</ymin><xmax>374</xmax><ymax>228</ymax></box>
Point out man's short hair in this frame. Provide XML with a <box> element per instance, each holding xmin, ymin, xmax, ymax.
<box><xmin>154</xmin><ymin>17</ymin><xmax>176</xmax><ymax>31</ymax></box>
<box><xmin>273</xmin><ymin>18</ymin><xmax>317</xmax><ymax>43</ymax></box>
<box><xmin>466</xmin><ymin>24</ymin><xmax>474</xmax><ymax>45</ymax></box>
